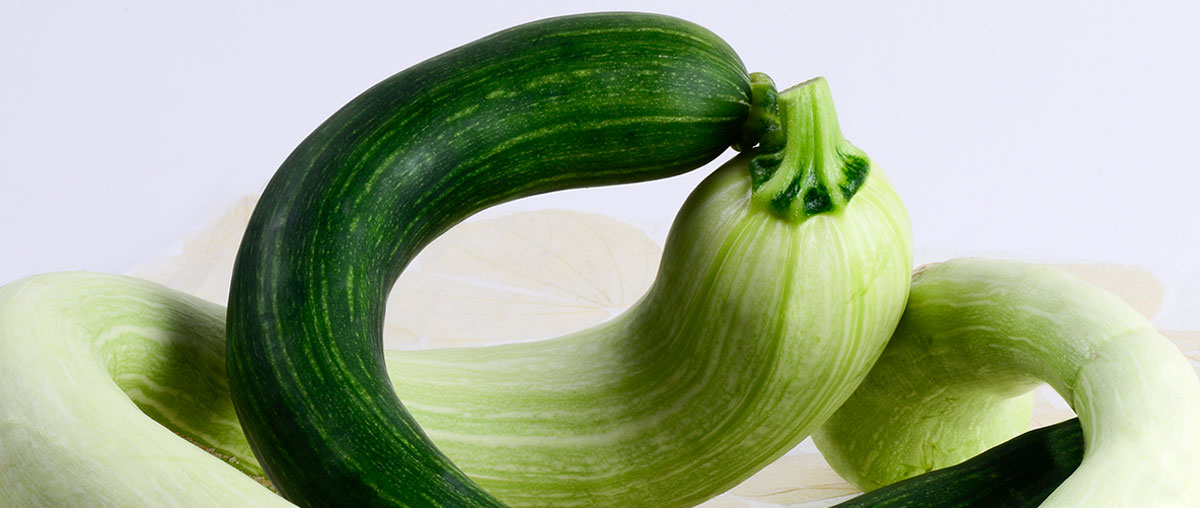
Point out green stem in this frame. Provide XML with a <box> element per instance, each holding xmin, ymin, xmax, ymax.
<box><xmin>750</xmin><ymin>77</ymin><xmax>869</xmax><ymax>221</ymax></box>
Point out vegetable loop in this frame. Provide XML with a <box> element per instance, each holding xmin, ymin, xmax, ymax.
<box><xmin>816</xmin><ymin>259</ymin><xmax>1200</xmax><ymax>507</ymax></box>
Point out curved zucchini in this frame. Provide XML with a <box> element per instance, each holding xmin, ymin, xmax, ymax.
<box><xmin>0</xmin><ymin>273</ymin><xmax>291</xmax><ymax>507</ymax></box>
<box><xmin>228</xmin><ymin>12</ymin><xmax>762</xmax><ymax>508</ymax></box>
<box><xmin>815</xmin><ymin>259</ymin><xmax>1200</xmax><ymax>507</ymax></box>
<box><xmin>832</xmin><ymin>418</ymin><xmax>1084</xmax><ymax>508</ymax></box>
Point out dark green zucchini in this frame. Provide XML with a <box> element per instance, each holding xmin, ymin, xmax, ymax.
<box><xmin>226</xmin><ymin>12</ymin><xmax>768</xmax><ymax>508</ymax></box>
<box><xmin>833</xmin><ymin>418</ymin><xmax>1084</xmax><ymax>508</ymax></box>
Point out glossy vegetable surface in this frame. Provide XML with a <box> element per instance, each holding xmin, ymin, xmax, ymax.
<box><xmin>226</xmin><ymin>8</ymin><xmax>917</xmax><ymax>505</ymax></box>
<box><xmin>227</xmin><ymin>11</ymin><xmax>768</xmax><ymax>508</ymax></box>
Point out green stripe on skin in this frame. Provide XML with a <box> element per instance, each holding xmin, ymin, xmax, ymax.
<box><xmin>814</xmin><ymin>259</ymin><xmax>1200</xmax><ymax>507</ymax></box>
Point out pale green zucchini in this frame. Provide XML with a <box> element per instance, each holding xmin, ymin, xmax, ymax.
<box><xmin>815</xmin><ymin>259</ymin><xmax>1200</xmax><ymax>507</ymax></box>
<box><xmin>0</xmin><ymin>273</ymin><xmax>290</xmax><ymax>507</ymax></box>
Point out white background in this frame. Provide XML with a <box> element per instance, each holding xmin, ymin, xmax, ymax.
<box><xmin>3</xmin><ymin>1</ymin><xmax>1198</xmax><ymax>303</ymax></box>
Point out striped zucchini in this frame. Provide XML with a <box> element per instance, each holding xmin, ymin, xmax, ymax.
<box><xmin>227</xmin><ymin>11</ymin><xmax>913</xmax><ymax>508</ymax></box>
<box><xmin>228</xmin><ymin>12</ymin><xmax>764</xmax><ymax>508</ymax></box>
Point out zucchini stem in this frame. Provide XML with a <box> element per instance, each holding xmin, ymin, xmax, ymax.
<box><xmin>751</xmin><ymin>77</ymin><xmax>869</xmax><ymax>221</ymax></box>
<box><xmin>733</xmin><ymin>72</ymin><xmax>780</xmax><ymax>152</ymax></box>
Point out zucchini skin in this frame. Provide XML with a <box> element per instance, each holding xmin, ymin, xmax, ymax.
<box><xmin>226</xmin><ymin>12</ymin><xmax>754</xmax><ymax>508</ymax></box>
<box><xmin>833</xmin><ymin>418</ymin><xmax>1084</xmax><ymax>508</ymax></box>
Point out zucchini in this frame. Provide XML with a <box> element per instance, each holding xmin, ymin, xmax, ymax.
<box><xmin>226</xmin><ymin>12</ymin><xmax>767</xmax><ymax>508</ymax></box>
<box><xmin>382</xmin><ymin>80</ymin><xmax>910</xmax><ymax>506</ymax></box>
<box><xmin>226</xmin><ymin>11</ymin><xmax>914</xmax><ymax>508</ymax></box>
<box><xmin>815</xmin><ymin>259</ymin><xmax>1200</xmax><ymax>507</ymax></box>
<box><xmin>0</xmin><ymin>273</ymin><xmax>292</xmax><ymax>507</ymax></box>
<box><xmin>832</xmin><ymin>418</ymin><xmax>1084</xmax><ymax>508</ymax></box>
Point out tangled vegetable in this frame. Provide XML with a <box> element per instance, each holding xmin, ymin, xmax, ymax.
<box><xmin>0</xmin><ymin>10</ymin><xmax>1196</xmax><ymax>508</ymax></box>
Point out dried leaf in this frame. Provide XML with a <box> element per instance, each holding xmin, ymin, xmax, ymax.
<box><xmin>388</xmin><ymin>210</ymin><xmax>660</xmax><ymax>349</ymax></box>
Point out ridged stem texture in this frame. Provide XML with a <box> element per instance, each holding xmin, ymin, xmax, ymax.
<box><xmin>749</xmin><ymin>77</ymin><xmax>869</xmax><ymax>221</ymax></box>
